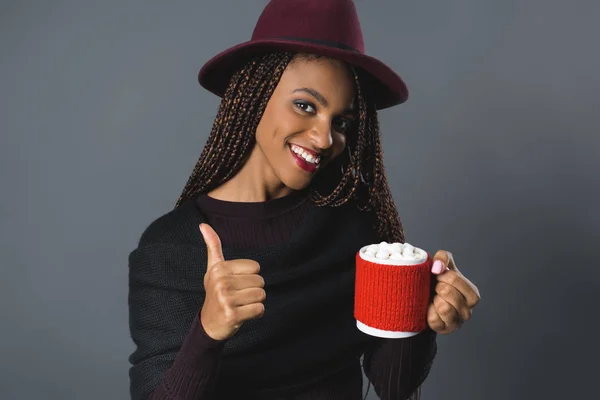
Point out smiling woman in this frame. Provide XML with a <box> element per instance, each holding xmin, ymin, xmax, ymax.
<box><xmin>175</xmin><ymin>50</ymin><xmax>404</xmax><ymax>242</ymax></box>
<box><xmin>127</xmin><ymin>1</ymin><xmax>439</xmax><ymax>400</ymax></box>
<box><xmin>206</xmin><ymin>54</ymin><xmax>356</xmax><ymax>199</ymax></box>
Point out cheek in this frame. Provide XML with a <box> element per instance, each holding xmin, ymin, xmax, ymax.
<box><xmin>331</xmin><ymin>134</ymin><xmax>348</xmax><ymax>158</ymax></box>
<box><xmin>258</xmin><ymin>105</ymin><xmax>302</xmax><ymax>142</ymax></box>
<box><xmin>255</xmin><ymin>113</ymin><xmax>274</xmax><ymax>142</ymax></box>
<box><xmin>255</xmin><ymin>99</ymin><xmax>284</xmax><ymax>139</ymax></box>
<box><xmin>278</xmin><ymin>108</ymin><xmax>307</xmax><ymax>135</ymax></box>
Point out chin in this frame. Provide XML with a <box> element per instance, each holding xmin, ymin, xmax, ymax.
<box><xmin>282</xmin><ymin>178</ymin><xmax>312</xmax><ymax>191</ymax></box>
<box><xmin>279</xmin><ymin>171</ymin><xmax>313</xmax><ymax>191</ymax></box>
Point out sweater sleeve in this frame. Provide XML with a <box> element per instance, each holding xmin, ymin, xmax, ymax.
<box><xmin>128</xmin><ymin>242</ymin><xmax>227</xmax><ymax>400</ymax></box>
<box><xmin>362</xmin><ymin>328</ymin><xmax>437</xmax><ymax>400</ymax></box>
<box><xmin>143</xmin><ymin>314</ymin><xmax>226</xmax><ymax>400</ymax></box>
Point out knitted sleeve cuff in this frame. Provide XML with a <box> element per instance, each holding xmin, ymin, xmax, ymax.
<box><xmin>177</xmin><ymin>312</ymin><xmax>227</xmax><ymax>368</ymax></box>
<box><xmin>148</xmin><ymin>314</ymin><xmax>226</xmax><ymax>400</ymax></box>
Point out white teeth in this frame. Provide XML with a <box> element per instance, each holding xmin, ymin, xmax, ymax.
<box><xmin>291</xmin><ymin>145</ymin><xmax>319</xmax><ymax>165</ymax></box>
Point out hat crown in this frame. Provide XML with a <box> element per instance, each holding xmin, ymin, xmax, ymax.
<box><xmin>251</xmin><ymin>0</ymin><xmax>364</xmax><ymax>53</ymax></box>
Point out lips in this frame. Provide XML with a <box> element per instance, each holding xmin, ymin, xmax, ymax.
<box><xmin>289</xmin><ymin>144</ymin><xmax>319</xmax><ymax>173</ymax></box>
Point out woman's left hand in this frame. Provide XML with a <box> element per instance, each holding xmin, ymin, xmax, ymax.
<box><xmin>426</xmin><ymin>250</ymin><xmax>480</xmax><ymax>334</ymax></box>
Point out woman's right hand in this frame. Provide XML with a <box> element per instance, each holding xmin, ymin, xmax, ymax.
<box><xmin>199</xmin><ymin>223</ymin><xmax>266</xmax><ymax>341</ymax></box>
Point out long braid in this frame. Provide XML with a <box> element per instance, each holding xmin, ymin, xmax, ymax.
<box><xmin>175</xmin><ymin>52</ymin><xmax>295</xmax><ymax>206</ymax></box>
<box><xmin>310</xmin><ymin>67</ymin><xmax>405</xmax><ymax>243</ymax></box>
<box><xmin>175</xmin><ymin>52</ymin><xmax>405</xmax><ymax>244</ymax></box>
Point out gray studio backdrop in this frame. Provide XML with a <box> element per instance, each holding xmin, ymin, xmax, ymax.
<box><xmin>1</xmin><ymin>1</ymin><xmax>598</xmax><ymax>399</ymax></box>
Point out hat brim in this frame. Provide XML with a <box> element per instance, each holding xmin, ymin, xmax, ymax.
<box><xmin>197</xmin><ymin>39</ymin><xmax>408</xmax><ymax>110</ymax></box>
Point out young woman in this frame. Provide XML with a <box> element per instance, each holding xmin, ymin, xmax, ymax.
<box><xmin>127</xmin><ymin>1</ymin><xmax>481</xmax><ymax>400</ymax></box>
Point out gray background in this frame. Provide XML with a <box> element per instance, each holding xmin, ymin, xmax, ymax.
<box><xmin>1</xmin><ymin>0</ymin><xmax>598</xmax><ymax>399</ymax></box>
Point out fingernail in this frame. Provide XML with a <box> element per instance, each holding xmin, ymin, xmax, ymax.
<box><xmin>199</xmin><ymin>223</ymin><xmax>205</xmax><ymax>236</ymax></box>
<box><xmin>432</xmin><ymin>260</ymin><xmax>444</xmax><ymax>274</ymax></box>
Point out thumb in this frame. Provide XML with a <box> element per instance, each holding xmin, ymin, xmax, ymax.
<box><xmin>199</xmin><ymin>223</ymin><xmax>225</xmax><ymax>267</ymax></box>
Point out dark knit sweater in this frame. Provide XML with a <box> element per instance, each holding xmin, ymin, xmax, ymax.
<box><xmin>127</xmin><ymin>190</ymin><xmax>437</xmax><ymax>400</ymax></box>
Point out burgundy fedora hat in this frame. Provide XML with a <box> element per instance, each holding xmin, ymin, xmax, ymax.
<box><xmin>198</xmin><ymin>0</ymin><xmax>408</xmax><ymax>110</ymax></box>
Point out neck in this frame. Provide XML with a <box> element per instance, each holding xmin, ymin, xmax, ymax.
<box><xmin>207</xmin><ymin>145</ymin><xmax>295</xmax><ymax>202</ymax></box>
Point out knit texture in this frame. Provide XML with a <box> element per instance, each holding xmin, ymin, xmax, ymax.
<box><xmin>194</xmin><ymin>188</ymin><xmax>312</xmax><ymax>250</ymax></box>
<box><xmin>128</xmin><ymin>195</ymin><xmax>438</xmax><ymax>400</ymax></box>
<box><xmin>355</xmin><ymin>254</ymin><xmax>432</xmax><ymax>332</ymax></box>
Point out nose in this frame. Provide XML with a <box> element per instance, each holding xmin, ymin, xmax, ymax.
<box><xmin>308</xmin><ymin>120</ymin><xmax>334</xmax><ymax>151</ymax></box>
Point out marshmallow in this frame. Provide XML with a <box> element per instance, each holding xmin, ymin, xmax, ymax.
<box><xmin>367</xmin><ymin>244</ymin><xmax>379</xmax><ymax>253</ymax></box>
<box><xmin>391</xmin><ymin>243</ymin><xmax>404</xmax><ymax>252</ymax></box>
<box><xmin>375</xmin><ymin>250</ymin><xmax>390</xmax><ymax>259</ymax></box>
<box><xmin>359</xmin><ymin>241</ymin><xmax>427</xmax><ymax>265</ymax></box>
<box><xmin>402</xmin><ymin>246</ymin><xmax>414</xmax><ymax>258</ymax></box>
<box><xmin>378</xmin><ymin>241</ymin><xmax>394</xmax><ymax>252</ymax></box>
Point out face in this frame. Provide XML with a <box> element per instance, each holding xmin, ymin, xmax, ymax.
<box><xmin>252</xmin><ymin>55</ymin><xmax>356</xmax><ymax>192</ymax></box>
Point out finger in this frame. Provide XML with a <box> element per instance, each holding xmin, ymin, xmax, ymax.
<box><xmin>435</xmin><ymin>282</ymin><xmax>472</xmax><ymax>323</ymax></box>
<box><xmin>431</xmin><ymin>250</ymin><xmax>459</xmax><ymax>275</ymax></box>
<box><xmin>230</xmin><ymin>274</ymin><xmax>265</xmax><ymax>290</ymax></box>
<box><xmin>427</xmin><ymin>303</ymin><xmax>446</xmax><ymax>333</ymax></box>
<box><xmin>236</xmin><ymin>302</ymin><xmax>265</xmax><ymax>322</ymax></box>
<box><xmin>436</xmin><ymin>271</ymin><xmax>480</xmax><ymax>308</ymax></box>
<box><xmin>228</xmin><ymin>259</ymin><xmax>261</xmax><ymax>276</ymax></box>
<box><xmin>433</xmin><ymin>295</ymin><xmax>461</xmax><ymax>331</ymax></box>
<box><xmin>445</xmin><ymin>251</ymin><xmax>459</xmax><ymax>272</ymax></box>
<box><xmin>233</xmin><ymin>287</ymin><xmax>266</xmax><ymax>306</ymax></box>
<box><xmin>200</xmin><ymin>223</ymin><xmax>225</xmax><ymax>267</ymax></box>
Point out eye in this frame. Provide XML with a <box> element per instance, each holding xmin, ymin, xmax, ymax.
<box><xmin>333</xmin><ymin>117</ymin><xmax>353</xmax><ymax>134</ymax></box>
<box><xmin>294</xmin><ymin>100</ymin><xmax>316</xmax><ymax>114</ymax></box>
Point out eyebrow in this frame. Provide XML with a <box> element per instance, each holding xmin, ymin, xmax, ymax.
<box><xmin>292</xmin><ymin>87</ymin><xmax>355</xmax><ymax>115</ymax></box>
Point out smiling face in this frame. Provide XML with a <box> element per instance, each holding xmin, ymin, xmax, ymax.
<box><xmin>251</xmin><ymin>54</ymin><xmax>356</xmax><ymax>192</ymax></box>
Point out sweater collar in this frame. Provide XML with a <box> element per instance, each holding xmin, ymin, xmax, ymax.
<box><xmin>195</xmin><ymin>188</ymin><xmax>310</xmax><ymax>220</ymax></box>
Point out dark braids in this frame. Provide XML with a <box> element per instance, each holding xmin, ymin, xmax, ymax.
<box><xmin>175</xmin><ymin>52</ymin><xmax>405</xmax><ymax>244</ymax></box>
<box><xmin>175</xmin><ymin>52</ymin><xmax>294</xmax><ymax>202</ymax></box>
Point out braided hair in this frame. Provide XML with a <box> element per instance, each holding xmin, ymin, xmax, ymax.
<box><xmin>175</xmin><ymin>52</ymin><xmax>405</xmax><ymax>244</ymax></box>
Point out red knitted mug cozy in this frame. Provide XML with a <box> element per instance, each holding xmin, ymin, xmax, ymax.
<box><xmin>354</xmin><ymin>252</ymin><xmax>432</xmax><ymax>332</ymax></box>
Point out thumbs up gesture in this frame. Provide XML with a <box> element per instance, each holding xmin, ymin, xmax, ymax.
<box><xmin>199</xmin><ymin>223</ymin><xmax>267</xmax><ymax>341</ymax></box>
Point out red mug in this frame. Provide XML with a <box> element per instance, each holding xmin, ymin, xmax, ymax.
<box><xmin>354</xmin><ymin>242</ymin><xmax>432</xmax><ymax>338</ymax></box>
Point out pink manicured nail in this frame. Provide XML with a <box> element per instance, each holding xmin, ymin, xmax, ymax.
<box><xmin>432</xmin><ymin>260</ymin><xmax>444</xmax><ymax>274</ymax></box>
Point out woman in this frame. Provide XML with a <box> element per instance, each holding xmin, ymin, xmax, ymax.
<box><xmin>127</xmin><ymin>1</ymin><xmax>481</xmax><ymax>400</ymax></box>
